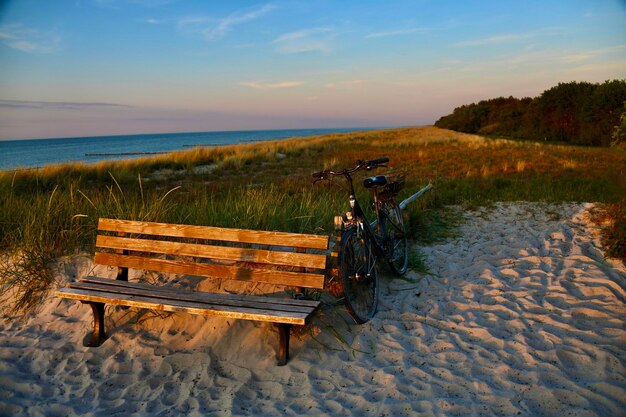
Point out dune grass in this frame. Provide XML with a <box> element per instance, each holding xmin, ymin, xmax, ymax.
<box><xmin>1</xmin><ymin>126</ymin><xmax>624</xmax><ymax>316</ymax></box>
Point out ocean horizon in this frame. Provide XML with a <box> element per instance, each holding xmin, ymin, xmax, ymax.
<box><xmin>0</xmin><ymin>127</ymin><xmax>375</xmax><ymax>170</ymax></box>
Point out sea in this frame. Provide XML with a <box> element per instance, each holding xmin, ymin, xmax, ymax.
<box><xmin>0</xmin><ymin>128</ymin><xmax>369</xmax><ymax>171</ymax></box>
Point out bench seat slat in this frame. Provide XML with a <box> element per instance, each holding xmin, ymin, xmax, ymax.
<box><xmin>96</xmin><ymin>235</ymin><xmax>327</xmax><ymax>269</ymax></box>
<box><xmin>70</xmin><ymin>279</ymin><xmax>320</xmax><ymax>314</ymax></box>
<box><xmin>98</xmin><ymin>218</ymin><xmax>329</xmax><ymax>250</ymax></box>
<box><xmin>70</xmin><ymin>282</ymin><xmax>318</xmax><ymax>314</ymax></box>
<box><xmin>80</xmin><ymin>277</ymin><xmax>321</xmax><ymax>307</ymax></box>
<box><xmin>94</xmin><ymin>253</ymin><xmax>326</xmax><ymax>289</ymax></box>
<box><xmin>56</xmin><ymin>288</ymin><xmax>312</xmax><ymax>325</ymax></box>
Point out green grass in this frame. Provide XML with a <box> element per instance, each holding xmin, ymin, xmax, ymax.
<box><xmin>1</xmin><ymin>126</ymin><xmax>624</xmax><ymax>316</ymax></box>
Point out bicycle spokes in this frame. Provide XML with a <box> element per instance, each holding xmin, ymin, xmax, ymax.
<box><xmin>340</xmin><ymin>227</ymin><xmax>378</xmax><ymax>324</ymax></box>
<box><xmin>384</xmin><ymin>204</ymin><xmax>408</xmax><ymax>275</ymax></box>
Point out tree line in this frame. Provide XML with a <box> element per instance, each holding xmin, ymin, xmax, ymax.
<box><xmin>434</xmin><ymin>80</ymin><xmax>626</xmax><ymax>147</ymax></box>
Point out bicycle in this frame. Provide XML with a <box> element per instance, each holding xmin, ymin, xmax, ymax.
<box><xmin>312</xmin><ymin>157</ymin><xmax>408</xmax><ymax>323</ymax></box>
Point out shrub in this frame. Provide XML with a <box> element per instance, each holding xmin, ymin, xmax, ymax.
<box><xmin>594</xmin><ymin>199</ymin><xmax>626</xmax><ymax>263</ymax></box>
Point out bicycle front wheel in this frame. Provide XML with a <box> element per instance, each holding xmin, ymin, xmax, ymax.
<box><xmin>340</xmin><ymin>226</ymin><xmax>379</xmax><ymax>324</ymax></box>
<box><xmin>383</xmin><ymin>202</ymin><xmax>408</xmax><ymax>275</ymax></box>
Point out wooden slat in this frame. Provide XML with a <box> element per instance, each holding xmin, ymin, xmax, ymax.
<box><xmin>69</xmin><ymin>282</ymin><xmax>316</xmax><ymax>315</ymax></box>
<box><xmin>71</xmin><ymin>279</ymin><xmax>320</xmax><ymax>313</ymax></box>
<box><xmin>80</xmin><ymin>276</ymin><xmax>321</xmax><ymax>308</ymax></box>
<box><xmin>96</xmin><ymin>235</ymin><xmax>327</xmax><ymax>269</ymax></box>
<box><xmin>98</xmin><ymin>218</ymin><xmax>329</xmax><ymax>250</ymax></box>
<box><xmin>94</xmin><ymin>253</ymin><xmax>326</xmax><ymax>289</ymax></box>
<box><xmin>55</xmin><ymin>288</ymin><xmax>309</xmax><ymax>325</ymax></box>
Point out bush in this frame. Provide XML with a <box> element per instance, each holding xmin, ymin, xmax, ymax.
<box><xmin>594</xmin><ymin>199</ymin><xmax>626</xmax><ymax>263</ymax></box>
<box><xmin>611</xmin><ymin>103</ymin><xmax>626</xmax><ymax>146</ymax></box>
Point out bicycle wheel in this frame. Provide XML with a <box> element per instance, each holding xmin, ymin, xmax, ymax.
<box><xmin>382</xmin><ymin>202</ymin><xmax>408</xmax><ymax>275</ymax></box>
<box><xmin>340</xmin><ymin>226</ymin><xmax>379</xmax><ymax>324</ymax></box>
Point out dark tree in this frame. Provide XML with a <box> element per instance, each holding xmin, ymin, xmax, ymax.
<box><xmin>435</xmin><ymin>79</ymin><xmax>626</xmax><ymax>147</ymax></box>
<box><xmin>535</xmin><ymin>81</ymin><xmax>596</xmax><ymax>143</ymax></box>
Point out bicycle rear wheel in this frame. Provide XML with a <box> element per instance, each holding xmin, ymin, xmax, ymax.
<box><xmin>383</xmin><ymin>202</ymin><xmax>408</xmax><ymax>275</ymax></box>
<box><xmin>340</xmin><ymin>226</ymin><xmax>379</xmax><ymax>324</ymax></box>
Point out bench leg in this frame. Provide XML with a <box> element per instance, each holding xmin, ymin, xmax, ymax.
<box><xmin>277</xmin><ymin>323</ymin><xmax>291</xmax><ymax>366</ymax></box>
<box><xmin>81</xmin><ymin>301</ymin><xmax>107</xmax><ymax>347</ymax></box>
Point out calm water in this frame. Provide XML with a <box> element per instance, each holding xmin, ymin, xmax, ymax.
<box><xmin>0</xmin><ymin>128</ymin><xmax>367</xmax><ymax>170</ymax></box>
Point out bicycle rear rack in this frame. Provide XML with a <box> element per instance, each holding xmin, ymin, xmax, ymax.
<box><xmin>398</xmin><ymin>183</ymin><xmax>433</xmax><ymax>210</ymax></box>
<box><xmin>369</xmin><ymin>183</ymin><xmax>433</xmax><ymax>229</ymax></box>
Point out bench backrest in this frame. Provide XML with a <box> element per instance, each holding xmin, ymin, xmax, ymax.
<box><xmin>94</xmin><ymin>218</ymin><xmax>329</xmax><ymax>289</ymax></box>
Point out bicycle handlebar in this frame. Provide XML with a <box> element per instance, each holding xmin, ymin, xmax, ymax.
<box><xmin>368</xmin><ymin>157</ymin><xmax>389</xmax><ymax>166</ymax></box>
<box><xmin>312</xmin><ymin>157</ymin><xmax>389</xmax><ymax>180</ymax></box>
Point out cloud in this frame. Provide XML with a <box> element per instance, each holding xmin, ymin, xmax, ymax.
<box><xmin>96</xmin><ymin>0</ymin><xmax>176</xmax><ymax>7</ymax></box>
<box><xmin>179</xmin><ymin>4</ymin><xmax>275</xmax><ymax>42</ymax></box>
<box><xmin>555</xmin><ymin>44</ymin><xmax>626</xmax><ymax>64</ymax></box>
<box><xmin>454</xmin><ymin>33</ymin><xmax>536</xmax><ymax>47</ymax></box>
<box><xmin>365</xmin><ymin>27</ymin><xmax>428</xmax><ymax>39</ymax></box>
<box><xmin>177</xmin><ymin>16</ymin><xmax>209</xmax><ymax>26</ymax></box>
<box><xmin>325</xmin><ymin>80</ymin><xmax>364</xmax><ymax>89</ymax></box>
<box><xmin>417</xmin><ymin>41</ymin><xmax>626</xmax><ymax>87</ymax></box>
<box><xmin>454</xmin><ymin>29</ymin><xmax>563</xmax><ymax>48</ymax></box>
<box><xmin>0</xmin><ymin>100</ymin><xmax>132</xmax><ymax>110</ymax></box>
<box><xmin>273</xmin><ymin>27</ymin><xmax>334</xmax><ymax>53</ymax></box>
<box><xmin>239</xmin><ymin>81</ymin><xmax>304</xmax><ymax>90</ymax></box>
<box><xmin>558</xmin><ymin>53</ymin><xmax>594</xmax><ymax>64</ymax></box>
<box><xmin>0</xmin><ymin>24</ymin><xmax>61</xmax><ymax>53</ymax></box>
<box><xmin>563</xmin><ymin>59</ymin><xmax>626</xmax><ymax>78</ymax></box>
<box><xmin>557</xmin><ymin>44</ymin><xmax>626</xmax><ymax>63</ymax></box>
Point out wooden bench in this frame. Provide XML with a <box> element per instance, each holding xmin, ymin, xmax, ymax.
<box><xmin>55</xmin><ymin>218</ymin><xmax>329</xmax><ymax>365</ymax></box>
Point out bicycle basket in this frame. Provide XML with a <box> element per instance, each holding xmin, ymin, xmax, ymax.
<box><xmin>381</xmin><ymin>175</ymin><xmax>405</xmax><ymax>196</ymax></box>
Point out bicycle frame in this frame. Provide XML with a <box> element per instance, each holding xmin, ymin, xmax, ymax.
<box><xmin>340</xmin><ymin>170</ymin><xmax>391</xmax><ymax>260</ymax></box>
<box><xmin>312</xmin><ymin>157</ymin><xmax>397</xmax><ymax>258</ymax></box>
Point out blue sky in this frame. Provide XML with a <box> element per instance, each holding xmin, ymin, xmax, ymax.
<box><xmin>0</xmin><ymin>0</ymin><xmax>625</xmax><ymax>140</ymax></box>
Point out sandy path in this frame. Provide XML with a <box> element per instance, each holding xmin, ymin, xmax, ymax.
<box><xmin>0</xmin><ymin>202</ymin><xmax>624</xmax><ymax>416</ymax></box>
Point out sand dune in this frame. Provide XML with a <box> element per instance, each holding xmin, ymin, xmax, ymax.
<box><xmin>1</xmin><ymin>202</ymin><xmax>624</xmax><ymax>416</ymax></box>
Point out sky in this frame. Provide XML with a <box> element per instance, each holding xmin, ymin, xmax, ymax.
<box><xmin>0</xmin><ymin>0</ymin><xmax>625</xmax><ymax>140</ymax></box>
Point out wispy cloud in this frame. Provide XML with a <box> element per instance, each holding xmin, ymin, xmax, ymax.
<box><xmin>365</xmin><ymin>27</ymin><xmax>428</xmax><ymax>39</ymax></box>
<box><xmin>177</xmin><ymin>16</ymin><xmax>209</xmax><ymax>26</ymax></box>
<box><xmin>0</xmin><ymin>24</ymin><xmax>61</xmax><ymax>53</ymax></box>
<box><xmin>239</xmin><ymin>81</ymin><xmax>304</xmax><ymax>90</ymax></box>
<box><xmin>557</xmin><ymin>44</ymin><xmax>626</xmax><ymax>63</ymax></box>
<box><xmin>178</xmin><ymin>4</ymin><xmax>275</xmax><ymax>42</ymax></box>
<box><xmin>96</xmin><ymin>0</ymin><xmax>176</xmax><ymax>7</ymax></box>
<box><xmin>0</xmin><ymin>100</ymin><xmax>132</xmax><ymax>110</ymax></box>
<box><xmin>424</xmin><ymin>42</ymin><xmax>626</xmax><ymax>82</ymax></box>
<box><xmin>144</xmin><ymin>18</ymin><xmax>165</xmax><ymax>25</ymax></box>
<box><xmin>454</xmin><ymin>33</ymin><xmax>537</xmax><ymax>47</ymax></box>
<box><xmin>273</xmin><ymin>27</ymin><xmax>334</xmax><ymax>53</ymax></box>
<box><xmin>325</xmin><ymin>80</ymin><xmax>364</xmax><ymax>89</ymax></box>
<box><xmin>558</xmin><ymin>53</ymin><xmax>594</xmax><ymax>64</ymax></box>
<box><xmin>454</xmin><ymin>28</ymin><xmax>565</xmax><ymax>48</ymax></box>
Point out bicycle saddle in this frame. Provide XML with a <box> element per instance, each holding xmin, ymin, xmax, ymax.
<box><xmin>364</xmin><ymin>175</ymin><xmax>388</xmax><ymax>188</ymax></box>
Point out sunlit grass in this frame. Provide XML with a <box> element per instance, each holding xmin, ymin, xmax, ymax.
<box><xmin>1</xmin><ymin>126</ymin><xmax>624</xmax><ymax>316</ymax></box>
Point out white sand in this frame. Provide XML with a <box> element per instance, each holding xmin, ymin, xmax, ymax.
<box><xmin>1</xmin><ymin>202</ymin><xmax>624</xmax><ymax>416</ymax></box>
